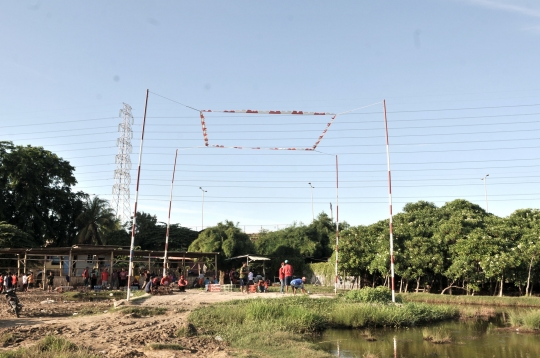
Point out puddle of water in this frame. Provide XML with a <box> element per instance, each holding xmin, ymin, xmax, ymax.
<box><xmin>319</xmin><ymin>317</ymin><xmax>540</xmax><ymax>357</ymax></box>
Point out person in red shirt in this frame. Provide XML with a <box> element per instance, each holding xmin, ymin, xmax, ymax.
<box><xmin>101</xmin><ymin>269</ymin><xmax>109</xmax><ymax>288</ymax></box>
<box><xmin>160</xmin><ymin>275</ymin><xmax>171</xmax><ymax>286</ymax></box>
<box><xmin>278</xmin><ymin>262</ymin><xmax>285</xmax><ymax>294</ymax></box>
<box><xmin>178</xmin><ymin>275</ymin><xmax>188</xmax><ymax>292</ymax></box>
<box><xmin>283</xmin><ymin>260</ymin><xmax>294</xmax><ymax>293</ymax></box>
<box><xmin>82</xmin><ymin>267</ymin><xmax>90</xmax><ymax>287</ymax></box>
<box><xmin>11</xmin><ymin>274</ymin><xmax>17</xmax><ymax>290</ymax></box>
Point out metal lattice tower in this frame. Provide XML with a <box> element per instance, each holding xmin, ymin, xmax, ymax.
<box><xmin>112</xmin><ymin>103</ymin><xmax>134</xmax><ymax>224</ymax></box>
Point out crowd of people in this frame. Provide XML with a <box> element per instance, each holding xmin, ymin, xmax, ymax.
<box><xmin>0</xmin><ymin>259</ymin><xmax>309</xmax><ymax>295</ymax></box>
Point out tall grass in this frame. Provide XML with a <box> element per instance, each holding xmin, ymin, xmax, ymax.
<box><xmin>509</xmin><ymin>310</ymin><xmax>540</xmax><ymax>330</ymax></box>
<box><xmin>187</xmin><ymin>296</ymin><xmax>458</xmax><ymax>358</ymax></box>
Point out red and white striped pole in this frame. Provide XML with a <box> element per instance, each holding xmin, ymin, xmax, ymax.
<box><xmin>163</xmin><ymin>149</ymin><xmax>178</xmax><ymax>277</ymax></box>
<box><xmin>127</xmin><ymin>89</ymin><xmax>149</xmax><ymax>301</ymax></box>
<box><xmin>334</xmin><ymin>154</ymin><xmax>339</xmax><ymax>295</ymax></box>
<box><xmin>383</xmin><ymin>100</ymin><xmax>396</xmax><ymax>303</ymax></box>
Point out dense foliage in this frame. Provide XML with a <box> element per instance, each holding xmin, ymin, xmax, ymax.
<box><xmin>337</xmin><ymin>200</ymin><xmax>540</xmax><ymax>296</ymax></box>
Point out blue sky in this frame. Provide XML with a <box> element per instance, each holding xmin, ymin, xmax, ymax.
<box><xmin>2</xmin><ymin>1</ymin><xmax>540</xmax><ymax>232</ymax></box>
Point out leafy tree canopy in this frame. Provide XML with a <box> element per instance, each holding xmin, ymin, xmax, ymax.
<box><xmin>0</xmin><ymin>141</ymin><xmax>84</xmax><ymax>246</ymax></box>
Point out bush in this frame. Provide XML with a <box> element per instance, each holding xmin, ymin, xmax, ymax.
<box><xmin>344</xmin><ymin>286</ymin><xmax>401</xmax><ymax>304</ymax></box>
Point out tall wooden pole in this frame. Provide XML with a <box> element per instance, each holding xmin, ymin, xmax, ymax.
<box><xmin>383</xmin><ymin>100</ymin><xmax>396</xmax><ymax>303</ymax></box>
<box><xmin>163</xmin><ymin>149</ymin><xmax>178</xmax><ymax>277</ymax></box>
<box><xmin>127</xmin><ymin>89</ymin><xmax>149</xmax><ymax>300</ymax></box>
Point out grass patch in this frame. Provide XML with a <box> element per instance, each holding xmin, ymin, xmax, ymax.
<box><xmin>187</xmin><ymin>296</ymin><xmax>458</xmax><ymax>358</ymax></box>
<box><xmin>422</xmin><ymin>328</ymin><xmax>453</xmax><ymax>344</ymax></box>
<box><xmin>509</xmin><ymin>309</ymin><xmax>540</xmax><ymax>330</ymax></box>
<box><xmin>402</xmin><ymin>293</ymin><xmax>540</xmax><ymax>308</ymax></box>
<box><xmin>76</xmin><ymin>307</ymin><xmax>109</xmax><ymax>316</ymax></box>
<box><xmin>147</xmin><ymin>343</ymin><xmax>186</xmax><ymax>351</ymax></box>
<box><xmin>115</xmin><ymin>306</ymin><xmax>166</xmax><ymax>317</ymax></box>
<box><xmin>0</xmin><ymin>335</ymin><xmax>98</xmax><ymax>358</ymax></box>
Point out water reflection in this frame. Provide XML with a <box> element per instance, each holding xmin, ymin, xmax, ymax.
<box><xmin>320</xmin><ymin>317</ymin><xmax>540</xmax><ymax>358</ymax></box>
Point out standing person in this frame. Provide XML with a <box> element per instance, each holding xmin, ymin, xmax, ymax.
<box><xmin>283</xmin><ymin>260</ymin><xmax>294</xmax><ymax>294</ymax></box>
<box><xmin>290</xmin><ymin>277</ymin><xmax>307</xmax><ymax>295</ymax></box>
<box><xmin>278</xmin><ymin>262</ymin><xmax>286</xmax><ymax>294</ymax></box>
<box><xmin>47</xmin><ymin>271</ymin><xmax>54</xmax><ymax>293</ymax></box>
<box><xmin>248</xmin><ymin>270</ymin><xmax>254</xmax><ymax>286</ymax></box>
<box><xmin>119</xmin><ymin>268</ymin><xmax>127</xmax><ymax>288</ymax></box>
<box><xmin>112</xmin><ymin>269</ymin><xmax>119</xmax><ymax>289</ymax></box>
<box><xmin>229</xmin><ymin>267</ymin><xmax>236</xmax><ymax>284</ymax></box>
<box><xmin>82</xmin><ymin>267</ymin><xmax>90</xmax><ymax>287</ymax></box>
<box><xmin>4</xmin><ymin>273</ymin><xmax>9</xmax><ymax>290</ymax></box>
<box><xmin>11</xmin><ymin>273</ymin><xmax>18</xmax><ymax>290</ymax></box>
<box><xmin>90</xmin><ymin>269</ymin><xmax>97</xmax><ymax>289</ymax></box>
<box><xmin>22</xmin><ymin>273</ymin><xmax>28</xmax><ymax>292</ymax></box>
<box><xmin>239</xmin><ymin>262</ymin><xmax>249</xmax><ymax>294</ymax></box>
<box><xmin>28</xmin><ymin>272</ymin><xmax>34</xmax><ymax>289</ymax></box>
<box><xmin>101</xmin><ymin>268</ymin><xmax>109</xmax><ymax>288</ymax></box>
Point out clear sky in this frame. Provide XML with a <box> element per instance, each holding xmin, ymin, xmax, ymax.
<box><xmin>2</xmin><ymin>1</ymin><xmax>540</xmax><ymax>232</ymax></box>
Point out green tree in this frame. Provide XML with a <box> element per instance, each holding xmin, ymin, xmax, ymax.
<box><xmin>394</xmin><ymin>201</ymin><xmax>444</xmax><ymax>292</ymax></box>
<box><xmin>507</xmin><ymin>209</ymin><xmax>540</xmax><ymax>296</ymax></box>
<box><xmin>76</xmin><ymin>196</ymin><xmax>119</xmax><ymax>245</ymax></box>
<box><xmin>189</xmin><ymin>220</ymin><xmax>254</xmax><ymax>268</ymax></box>
<box><xmin>124</xmin><ymin>212</ymin><xmax>198</xmax><ymax>251</ymax></box>
<box><xmin>0</xmin><ymin>141</ymin><xmax>84</xmax><ymax>246</ymax></box>
<box><xmin>0</xmin><ymin>221</ymin><xmax>35</xmax><ymax>248</ymax></box>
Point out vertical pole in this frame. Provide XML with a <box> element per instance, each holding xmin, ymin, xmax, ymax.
<box><xmin>69</xmin><ymin>251</ymin><xmax>72</xmax><ymax>276</ymax></box>
<box><xmin>215</xmin><ymin>254</ymin><xmax>218</xmax><ymax>283</ymax></box>
<box><xmin>17</xmin><ymin>254</ymin><xmax>20</xmax><ymax>277</ymax></box>
<box><xmin>23</xmin><ymin>252</ymin><xmax>27</xmax><ymax>275</ymax></box>
<box><xmin>482</xmin><ymin>174</ymin><xmax>489</xmax><ymax>212</ymax></box>
<box><xmin>127</xmin><ymin>89</ymin><xmax>149</xmax><ymax>301</ymax></box>
<box><xmin>59</xmin><ymin>255</ymin><xmax>63</xmax><ymax>277</ymax></box>
<box><xmin>163</xmin><ymin>149</ymin><xmax>179</xmax><ymax>277</ymax></box>
<box><xmin>334</xmin><ymin>155</ymin><xmax>339</xmax><ymax>295</ymax></box>
<box><xmin>383</xmin><ymin>100</ymin><xmax>396</xmax><ymax>303</ymax></box>
<box><xmin>311</xmin><ymin>186</ymin><xmax>314</xmax><ymax>221</ymax></box>
<box><xmin>43</xmin><ymin>256</ymin><xmax>46</xmax><ymax>291</ymax></box>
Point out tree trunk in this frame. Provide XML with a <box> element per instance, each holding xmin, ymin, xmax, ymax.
<box><xmin>404</xmin><ymin>281</ymin><xmax>409</xmax><ymax>293</ymax></box>
<box><xmin>399</xmin><ymin>277</ymin><xmax>403</xmax><ymax>293</ymax></box>
<box><xmin>498</xmin><ymin>275</ymin><xmax>504</xmax><ymax>297</ymax></box>
<box><xmin>415</xmin><ymin>277</ymin><xmax>420</xmax><ymax>293</ymax></box>
<box><xmin>493</xmin><ymin>279</ymin><xmax>498</xmax><ymax>296</ymax></box>
<box><xmin>525</xmin><ymin>256</ymin><xmax>534</xmax><ymax>296</ymax></box>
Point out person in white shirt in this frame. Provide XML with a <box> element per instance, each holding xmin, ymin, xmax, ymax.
<box><xmin>22</xmin><ymin>273</ymin><xmax>28</xmax><ymax>291</ymax></box>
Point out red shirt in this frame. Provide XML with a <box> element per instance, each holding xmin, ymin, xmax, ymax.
<box><xmin>101</xmin><ymin>271</ymin><xmax>109</xmax><ymax>282</ymax></box>
<box><xmin>160</xmin><ymin>277</ymin><xmax>170</xmax><ymax>286</ymax></box>
<box><xmin>178</xmin><ymin>278</ymin><xmax>188</xmax><ymax>287</ymax></box>
<box><xmin>284</xmin><ymin>264</ymin><xmax>293</xmax><ymax>277</ymax></box>
<box><xmin>11</xmin><ymin>275</ymin><xmax>17</xmax><ymax>285</ymax></box>
<box><xmin>278</xmin><ymin>266</ymin><xmax>285</xmax><ymax>280</ymax></box>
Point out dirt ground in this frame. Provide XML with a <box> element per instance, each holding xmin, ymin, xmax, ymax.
<box><xmin>0</xmin><ymin>289</ymin><xmax>311</xmax><ymax>357</ymax></box>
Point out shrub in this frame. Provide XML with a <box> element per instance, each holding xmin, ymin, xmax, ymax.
<box><xmin>344</xmin><ymin>286</ymin><xmax>401</xmax><ymax>304</ymax></box>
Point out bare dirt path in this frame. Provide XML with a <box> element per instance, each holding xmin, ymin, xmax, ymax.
<box><xmin>0</xmin><ymin>289</ymin><xmax>316</xmax><ymax>357</ymax></box>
